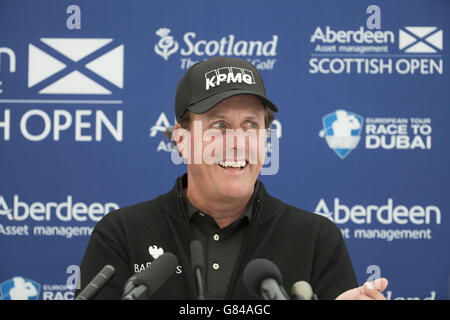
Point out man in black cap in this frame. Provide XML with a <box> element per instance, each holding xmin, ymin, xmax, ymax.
<box><xmin>76</xmin><ymin>56</ymin><xmax>388</xmax><ymax>300</ymax></box>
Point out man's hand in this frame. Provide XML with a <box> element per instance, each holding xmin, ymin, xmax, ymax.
<box><xmin>335</xmin><ymin>278</ymin><xmax>389</xmax><ymax>300</ymax></box>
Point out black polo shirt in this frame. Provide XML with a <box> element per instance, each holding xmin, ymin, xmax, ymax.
<box><xmin>183</xmin><ymin>183</ymin><xmax>259</xmax><ymax>300</ymax></box>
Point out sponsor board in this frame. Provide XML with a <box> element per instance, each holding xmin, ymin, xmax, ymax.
<box><xmin>319</xmin><ymin>110</ymin><xmax>432</xmax><ymax>159</ymax></box>
<box><xmin>0</xmin><ymin>277</ymin><xmax>76</xmax><ymax>300</ymax></box>
<box><xmin>0</xmin><ymin>38</ymin><xmax>125</xmax><ymax>142</ymax></box>
<box><xmin>315</xmin><ymin>198</ymin><xmax>441</xmax><ymax>241</ymax></box>
<box><xmin>154</xmin><ymin>27</ymin><xmax>278</xmax><ymax>70</ymax></box>
<box><xmin>308</xmin><ymin>25</ymin><xmax>443</xmax><ymax>75</ymax></box>
<box><xmin>0</xmin><ymin>194</ymin><xmax>119</xmax><ymax>239</ymax></box>
<box><xmin>0</xmin><ymin>108</ymin><xmax>123</xmax><ymax>142</ymax></box>
<box><xmin>0</xmin><ymin>277</ymin><xmax>40</xmax><ymax>300</ymax></box>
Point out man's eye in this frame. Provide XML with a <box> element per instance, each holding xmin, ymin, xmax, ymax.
<box><xmin>245</xmin><ymin>121</ymin><xmax>258</xmax><ymax>130</ymax></box>
<box><xmin>211</xmin><ymin>122</ymin><xmax>226</xmax><ymax>129</ymax></box>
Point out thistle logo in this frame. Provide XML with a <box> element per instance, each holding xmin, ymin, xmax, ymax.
<box><xmin>0</xmin><ymin>277</ymin><xmax>40</xmax><ymax>300</ymax></box>
<box><xmin>399</xmin><ymin>27</ymin><xmax>443</xmax><ymax>53</ymax></box>
<box><xmin>154</xmin><ymin>28</ymin><xmax>179</xmax><ymax>60</ymax></box>
<box><xmin>319</xmin><ymin>110</ymin><xmax>364</xmax><ymax>159</ymax></box>
<box><xmin>28</xmin><ymin>38</ymin><xmax>124</xmax><ymax>94</ymax></box>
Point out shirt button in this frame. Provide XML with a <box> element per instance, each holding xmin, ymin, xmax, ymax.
<box><xmin>213</xmin><ymin>234</ymin><xmax>220</xmax><ymax>241</ymax></box>
<box><xmin>212</xmin><ymin>263</ymin><xmax>220</xmax><ymax>270</ymax></box>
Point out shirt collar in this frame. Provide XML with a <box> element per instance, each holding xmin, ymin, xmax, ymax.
<box><xmin>182</xmin><ymin>180</ymin><xmax>260</xmax><ymax>222</ymax></box>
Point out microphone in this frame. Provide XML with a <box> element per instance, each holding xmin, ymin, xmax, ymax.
<box><xmin>243</xmin><ymin>258</ymin><xmax>289</xmax><ymax>300</ymax></box>
<box><xmin>291</xmin><ymin>281</ymin><xmax>318</xmax><ymax>300</ymax></box>
<box><xmin>75</xmin><ymin>265</ymin><xmax>115</xmax><ymax>300</ymax></box>
<box><xmin>190</xmin><ymin>240</ymin><xmax>205</xmax><ymax>300</ymax></box>
<box><xmin>122</xmin><ymin>252</ymin><xmax>178</xmax><ymax>300</ymax></box>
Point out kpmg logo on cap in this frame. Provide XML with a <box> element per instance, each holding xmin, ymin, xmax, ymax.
<box><xmin>399</xmin><ymin>27</ymin><xmax>443</xmax><ymax>53</ymax></box>
<box><xmin>205</xmin><ymin>67</ymin><xmax>255</xmax><ymax>91</ymax></box>
<box><xmin>319</xmin><ymin>110</ymin><xmax>364</xmax><ymax>159</ymax></box>
<box><xmin>28</xmin><ymin>38</ymin><xmax>124</xmax><ymax>94</ymax></box>
<box><xmin>0</xmin><ymin>277</ymin><xmax>40</xmax><ymax>300</ymax></box>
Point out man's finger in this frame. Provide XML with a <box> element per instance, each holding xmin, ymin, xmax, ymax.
<box><xmin>362</xmin><ymin>281</ymin><xmax>387</xmax><ymax>300</ymax></box>
<box><xmin>370</xmin><ymin>278</ymin><xmax>389</xmax><ymax>292</ymax></box>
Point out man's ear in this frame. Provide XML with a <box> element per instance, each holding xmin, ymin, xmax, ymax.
<box><xmin>172</xmin><ymin>123</ymin><xmax>189</xmax><ymax>160</ymax></box>
<box><xmin>172</xmin><ymin>123</ymin><xmax>181</xmax><ymax>141</ymax></box>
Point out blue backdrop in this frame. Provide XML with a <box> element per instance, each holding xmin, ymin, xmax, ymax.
<box><xmin>0</xmin><ymin>0</ymin><xmax>449</xmax><ymax>300</ymax></box>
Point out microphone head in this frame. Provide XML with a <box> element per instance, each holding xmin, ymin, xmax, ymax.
<box><xmin>75</xmin><ymin>265</ymin><xmax>115</xmax><ymax>300</ymax></box>
<box><xmin>134</xmin><ymin>252</ymin><xmax>179</xmax><ymax>299</ymax></box>
<box><xmin>291</xmin><ymin>281</ymin><xmax>314</xmax><ymax>300</ymax></box>
<box><xmin>243</xmin><ymin>258</ymin><xmax>283</xmax><ymax>298</ymax></box>
<box><xmin>190</xmin><ymin>240</ymin><xmax>204</xmax><ymax>271</ymax></box>
<box><xmin>101</xmin><ymin>265</ymin><xmax>116</xmax><ymax>279</ymax></box>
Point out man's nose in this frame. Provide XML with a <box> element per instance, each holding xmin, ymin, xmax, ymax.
<box><xmin>225</xmin><ymin>129</ymin><xmax>247</xmax><ymax>149</ymax></box>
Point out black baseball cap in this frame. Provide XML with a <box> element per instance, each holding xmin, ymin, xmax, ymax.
<box><xmin>175</xmin><ymin>56</ymin><xmax>278</xmax><ymax>121</ymax></box>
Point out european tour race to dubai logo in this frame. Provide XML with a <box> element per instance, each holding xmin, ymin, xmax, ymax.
<box><xmin>319</xmin><ymin>109</ymin><xmax>432</xmax><ymax>159</ymax></box>
<box><xmin>0</xmin><ymin>277</ymin><xmax>40</xmax><ymax>300</ymax></box>
<box><xmin>319</xmin><ymin>110</ymin><xmax>364</xmax><ymax>159</ymax></box>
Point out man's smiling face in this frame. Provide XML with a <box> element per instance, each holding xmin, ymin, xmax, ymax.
<box><xmin>179</xmin><ymin>95</ymin><xmax>267</xmax><ymax>202</ymax></box>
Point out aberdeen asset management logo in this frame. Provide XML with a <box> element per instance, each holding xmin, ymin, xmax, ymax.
<box><xmin>399</xmin><ymin>27</ymin><xmax>443</xmax><ymax>53</ymax></box>
<box><xmin>28</xmin><ymin>38</ymin><xmax>124</xmax><ymax>94</ymax></box>
<box><xmin>319</xmin><ymin>110</ymin><xmax>364</xmax><ymax>159</ymax></box>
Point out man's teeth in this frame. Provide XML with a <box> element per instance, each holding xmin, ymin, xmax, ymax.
<box><xmin>218</xmin><ymin>160</ymin><xmax>246</xmax><ymax>168</ymax></box>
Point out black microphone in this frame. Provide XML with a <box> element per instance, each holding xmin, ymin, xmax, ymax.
<box><xmin>243</xmin><ymin>258</ymin><xmax>289</xmax><ymax>300</ymax></box>
<box><xmin>75</xmin><ymin>265</ymin><xmax>115</xmax><ymax>300</ymax></box>
<box><xmin>190</xmin><ymin>240</ymin><xmax>205</xmax><ymax>300</ymax></box>
<box><xmin>291</xmin><ymin>280</ymin><xmax>318</xmax><ymax>300</ymax></box>
<box><xmin>122</xmin><ymin>252</ymin><xmax>178</xmax><ymax>300</ymax></box>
